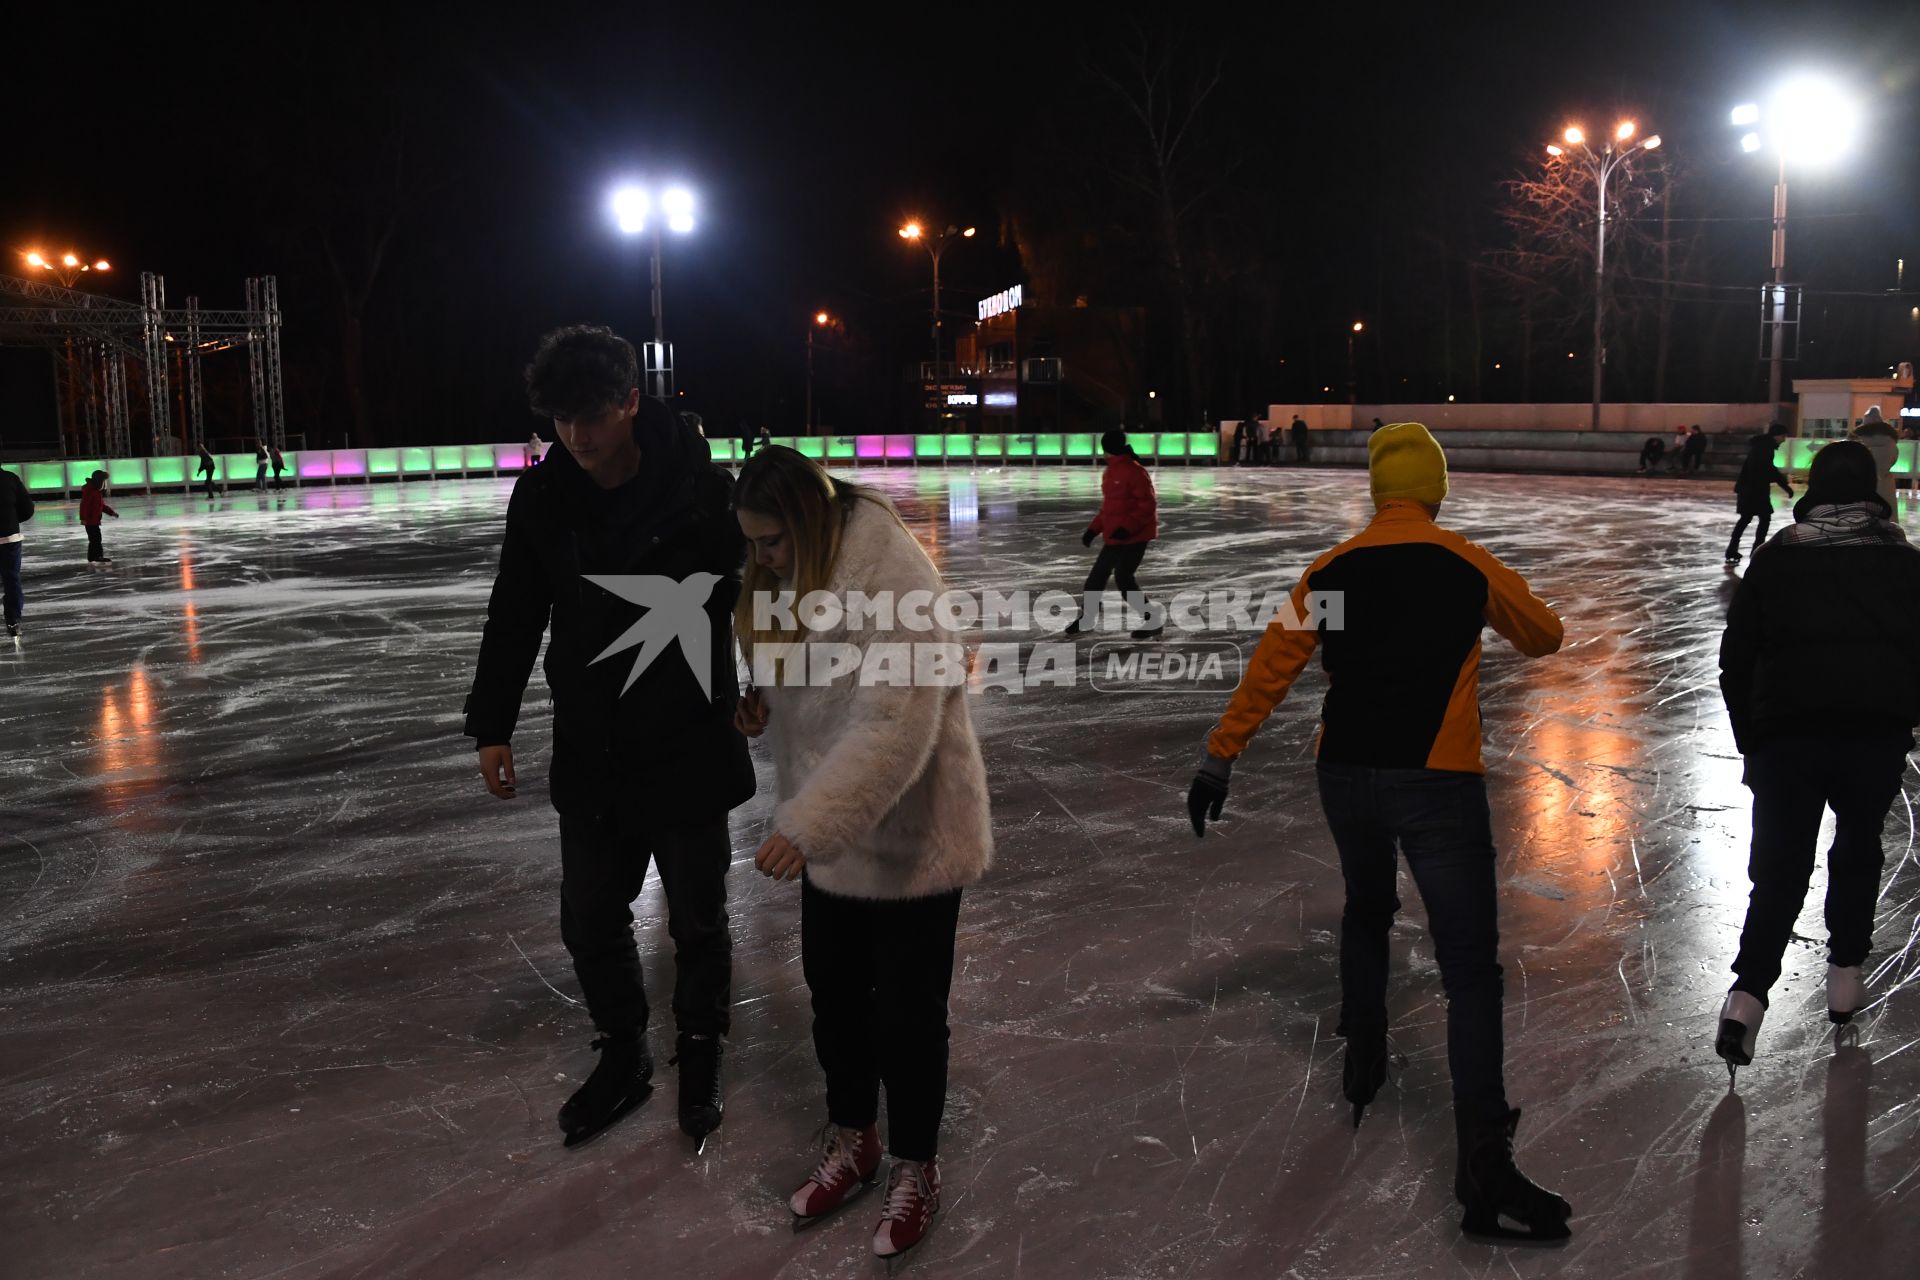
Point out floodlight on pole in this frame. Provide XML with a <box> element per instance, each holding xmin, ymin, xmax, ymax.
<box><xmin>608</xmin><ymin>179</ymin><xmax>699</xmax><ymax>398</ymax></box>
<box><xmin>1563</xmin><ymin>126</ymin><xmax>1585</xmax><ymax>145</ymax></box>
<box><xmin>1616</xmin><ymin>120</ymin><xmax>1636</xmax><ymax>140</ymax></box>
<box><xmin>897</xmin><ymin>218</ymin><xmax>977</xmax><ymax>373</ymax></box>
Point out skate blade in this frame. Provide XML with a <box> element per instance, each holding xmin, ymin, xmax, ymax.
<box><xmin>1351</xmin><ymin>1103</ymin><xmax>1365</xmax><ymax>1130</ymax></box>
<box><xmin>1460</xmin><ymin>1212</ymin><xmax>1571</xmax><ymax>1248</ymax></box>
<box><xmin>560</xmin><ymin>1082</ymin><xmax>653</xmax><ymax>1149</ymax></box>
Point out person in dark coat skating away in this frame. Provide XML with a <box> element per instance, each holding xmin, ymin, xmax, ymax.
<box><xmin>80</xmin><ymin>471</ymin><xmax>118</xmax><ymax>566</ymax></box>
<box><xmin>1</xmin><ymin>464</ymin><xmax>33</xmax><ymax>636</ymax></box>
<box><xmin>464</xmin><ymin>325</ymin><xmax>756</xmax><ymax>1152</ymax></box>
<box><xmin>270</xmin><ymin>445</ymin><xmax>287</xmax><ymax>489</ymax></box>
<box><xmin>1291</xmin><ymin>416</ymin><xmax>1311</xmax><ymax>464</ymax></box>
<box><xmin>195</xmin><ymin>445</ymin><xmax>218</xmax><ymax>498</ymax></box>
<box><xmin>1681</xmin><ymin>425</ymin><xmax>1709</xmax><ymax>473</ymax></box>
<box><xmin>1066</xmin><ymin>429</ymin><xmax>1164</xmax><ymax>638</ymax></box>
<box><xmin>1726</xmin><ymin>425</ymin><xmax>1794</xmax><ymax>562</ymax></box>
<box><xmin>1713</xmin><ymin>440</ymin><xmax>1920</xmax><ymax>1081</ymax></box>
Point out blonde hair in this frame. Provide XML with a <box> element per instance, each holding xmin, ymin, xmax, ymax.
<box><xmin>732</xmin><ymin>446</ymin><xmax>928</xmax><ymax>657</ymax></box>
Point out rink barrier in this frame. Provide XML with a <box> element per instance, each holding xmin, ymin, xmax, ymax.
<box><xmin>0</xmin><ymin>432</ymin><xmax>1222</xmax><ymax>497</ymax></box>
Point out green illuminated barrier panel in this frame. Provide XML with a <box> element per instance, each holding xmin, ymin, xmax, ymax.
<box><xmin>0</xmin><ymin>432</ymin><xmax>1223</xmax><ymax>495</ymax></box>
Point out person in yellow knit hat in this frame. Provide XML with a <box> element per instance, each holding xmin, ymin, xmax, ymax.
<box><xmin>1185</xmin><ymin>422</ymin><xmax>1575</xmax><ymax>1245</ymax></box>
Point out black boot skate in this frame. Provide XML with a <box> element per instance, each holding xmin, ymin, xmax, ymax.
<box><xmin>558</xmin><ymin>1032</ymin><xmax>653</xmax><ymax>1149</ymax></box>
<box><xmin>1341</xmin><ymin>1024</ymin><xmax>1390</xmax><ymax>1129</ymax></box>
<box><xmin>671</xmin><ymin>1033</ymin><xmax>725</xmax><ymax>1151</ymax></box>
<box><xmin>1455</xmin><ymin>1107</ymin><xmax>1572</xmax><ymax>1245</ymax></box>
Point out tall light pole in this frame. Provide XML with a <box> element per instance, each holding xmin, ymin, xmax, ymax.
<box><xmin>898</xmin><ymin>221</ymin><xmax>976</xmax><ymax>368</ymax></box>
<box><xmin>1730</xmin><ymin>77</ymin><xmax>1860</xmax><ymax>416</ymax></box>
<box><xmin>610</xmin><ymin>182</ymin><xmax>697</xmax><ymax>398</ymax></box>
<box><xmin>1347</xmin><ymin>320</ymin><xmax>1364</xmax><ymax>406</ymax></box>
<box><xmin>806</xmin><ymin>311</ymin><xmax>840</xmax><ymax>435</ymax></box>
<box><xmin>1546</xmin><ymin>121</ymin><xmax>1661</xmax><ymax>432</ymax></box>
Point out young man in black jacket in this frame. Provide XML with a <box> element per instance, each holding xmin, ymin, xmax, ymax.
<box><xmin>465</xmin><ymin>326</ymin><xmax>755</xmax><ymax>1150</ymax></box>
<box><xmin>1725</xmin><ymin>425</ymin><xmax>1793</xmax><ymax>562</ymax></box>
<box><xmin>2</xmin><ymin>465</ymin><xmax>34</xmax><ymax>637</ymax></box>
<box><xmin>1714</xmin><ymin>440</ymin><xmax>1920</xmax><ymax>1078</ymax></box>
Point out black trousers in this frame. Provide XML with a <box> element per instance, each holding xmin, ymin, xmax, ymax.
<box><xmin>1726</xmin><ymin>511</ymin><xmax>1772</xmax><ymax>557</ymax></box>
<box><xmin>199</xmin><ymin>470</ymin><xmax>216</xmax><ymax>497</ymax></box>
<box><xmin>1731</xmin><ymin>734</ymin><xmax>1908</xmax><ymax>1003</ymax></box>
<box><xmin>1317</xmin><ymin>763</ymin><xmax>1508</xmax><ymax>1125</ymax></box>
<box><xmin>1079</xmin><ymin>542</ymin><xmax>1151</xmax><ymax>623</ymax></box>
<box><xmin>557</xmin><ymin>810</ymin><xmax>732</xmax><ymax>1038</ymax></box>
<box><xmin>802</xmin><ymin>877</ymin><xmax>962</xmax><ymax>1163</ymax></box>
<box><xmin>85</xmin><ymin>526</ymin><xmax>105</xmax><ymax>562</ymax></box>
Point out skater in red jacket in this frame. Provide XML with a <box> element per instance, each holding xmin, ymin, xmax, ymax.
<box><xmin>1067</xmin><ymin>429</ymin><xmax>1164</xmax><ymax>639</ymax></box>
<box><xmin>79</xmin><ymin>471</ymin><xmax>119</xmax><ymax>566</ymax></box>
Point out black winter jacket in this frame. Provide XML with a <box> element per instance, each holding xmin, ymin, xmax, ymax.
<box><xmin>1718</xmin><ymin>528</ymin><xmax>1920</xmax><ymax>751</ymax></box>
<box><xmin>1733</xmin><ymin>435</ymin><xmax>1791</xmax><ymax>516</ymax></box>
<box><xmin>1</xmin><ymin>469</ymin><xmax>33</xmax><ymax>539</ymax></box>
<box><xmin>463</xmin><ymin>416</ymin><xmax>755</xmax><ymax>822</ymax></box>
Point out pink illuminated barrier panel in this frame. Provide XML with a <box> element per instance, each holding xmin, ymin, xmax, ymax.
<box><xmin>0</xmin><ymin>433</ymin><xmax>1221</xmax><ymax>497</ymax></box>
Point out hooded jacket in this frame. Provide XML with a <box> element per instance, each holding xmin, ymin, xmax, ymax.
<box><xmin>1734</xmin><ymin>435</ymin><xmax>1791</xmax><ymax>515</ymax></box>
<box><xmin>463</xmin><ymin>409</ymin><xmax>755</xmax><ymax>821</ymax></box>
<box><xmin>760</xmin><ymin>497</ymin><xmax>992</xmax><ymax>901</ymax></box>
<box><xmin>1206</xmin><ymin>501</ymin><xmax>1563</xmax><ymax>773</ymax></box>
<box><xmin>1</xmin><ymin>470</ymin><xmax>32</xmax><ymax>542</ymax></box>
<box><xmin>1719</xmin><ymin>502</ymin><xmax>1920</xmax><ymax>750</ymax></box>
<box><xmin>1087</xmin><ymin>453</ymin><xmax>1158</xmax><ymax>545</ymax></box>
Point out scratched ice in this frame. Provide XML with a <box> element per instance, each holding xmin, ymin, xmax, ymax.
<box><xmin>4</xmin><ymin>470</ymin><xmax>1918</xmax><ymax>1278</ymax></box>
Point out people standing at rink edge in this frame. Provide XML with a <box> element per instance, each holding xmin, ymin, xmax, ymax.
<box><xmin>731</xmin><ymin>445</ymin><xmax>992</xmax><ymax>1262</ymax></box>
<box><xmin>1185</xmin><ymin>421</ymin><xmax>1575</xmax><ymax>1244</ymax></box>
<box><xmin>1713</xmin><ymin>439</ymin><xmax>1920</xmax><ymax>1082</ymax></box>
<box><xmin>1</xmin><ymin>463</ymin><xmax>33</xmax><ymax>636</ymax></box>
<box><xmin>1066</xmin><ymin>428</ymin><xmax>1164</xmax><ymax>639</ymax></box>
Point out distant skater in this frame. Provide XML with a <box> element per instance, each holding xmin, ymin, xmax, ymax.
<box><xmin>270</xmin><ymin>445</ymin><xmax>287</xmax><ymax>490</ymax></box>
<box><xmin>1714</xmin><ymin>440</ymin><xmax>1920</xmax><ymax>1082</ymax></box>
<box><xmin>2</xmin><ymin>463</ymin><xmax>33</xmax><ymax>636</ymax></box>
<box><xmin>195</xmin><ymin>445</ymin><xmax>218</xmax><ymax>498</ymax></box>
<box><xmin>1681</xmin><ymin>425</ymin><xmax>1708</xmax><ymax>474</ymax></box>
<box><xmin>1636</xmin><ymin>436</ymin><xmax>1665</xmax><ymax>474</ymax></box>
<box><xmin>1725</xmin><ymin>425</ymin><xmax>1793</xmax><ymax>563</ymax></box>
<box><xmin>1067</xmin><ymin>429</ymin><xmax>1163</xmax><ymax>638</ymax></box>
<box><xmin>1291</xmin><ymin>415</ymin><xmax>1311</xmax><ymax>464</ymax></box>
<box><xmin>80</xmin><ymin>471</ymin><xmax>118</xmax><ymax>566</ymax></box>
<box><xmin>1186</xmin><ymin>422</ymin><xmax>1574</xmax><ymax>1245</ymax></box>
<box><xmin>1850</xmin><ymin>406</ymin><xmax>1899</xmax><ymax>510</ymax></box>
<box><xmin>254</xmin><ymin>440</ymin><xmax>269</xmax><ymax>491</ymax></box>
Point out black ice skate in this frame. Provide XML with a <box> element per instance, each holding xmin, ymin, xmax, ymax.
<box><xmin>1454</xmin><ymin>1107</ymin><xmax>1572</xmax><ymax>1246</ymax></box>
<box><xmin>558</xmin><ymin>1033</ymin><xmax>654</xmax><ymax>1149</ymax></box>
<box><xmin>1341</xmin><ymin>1024</ymin><xmax>1390</xmax><ymax>1129</ymax></box>
<box><xmin>1714</xmin><ymin>990</ymin><xmax>1764</xmax><ymax>1086</ymax></box>
<box><xmin>671</xmin><ymin>1033</ymin><xmax>725</xmax><ymax>1152</ymax></box>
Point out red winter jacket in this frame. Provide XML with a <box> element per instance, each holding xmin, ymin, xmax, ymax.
<box><xmin>79</xmin><ymin>488</ymin><xmax>117</xmax><ymax>526</ymax></box>
<box><xmin>1087</xmin><ymin>454</ymin><xmax>1158</xmax><ymax>546</ymax></box>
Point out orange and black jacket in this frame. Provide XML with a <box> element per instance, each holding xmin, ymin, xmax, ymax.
<box><xmin>1206</xmin><ymin>501</ymin><xmax>1563</xmax><ymax>773</ymax></box>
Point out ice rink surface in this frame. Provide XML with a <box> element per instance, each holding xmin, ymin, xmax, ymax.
<box><xmin>4</xmin><ymin>465</ymin><xmax>1918</xmax><ymax>1279</ymax></box>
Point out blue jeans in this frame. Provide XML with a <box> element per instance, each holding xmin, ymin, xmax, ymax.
<box><xmin>1</xmin><ymin>542</ymin><xmax>21</xmax><ymax>625</ymax></box>
<box><xmin>1317</xmin><ymin>763</ymin><xmax>1508</xmax><ymax>1123</ymax></box>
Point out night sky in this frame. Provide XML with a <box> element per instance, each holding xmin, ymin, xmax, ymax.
<box><xmin>5</xmin><ymin>0</ymin><xmax>1918</xmax><ymax>450</ymax></box>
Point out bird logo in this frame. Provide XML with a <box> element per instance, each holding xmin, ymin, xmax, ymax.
<box><xmin>583</xmin><ymin>572</ymin><xmax>721</xmax><ymax>698</ymax></box>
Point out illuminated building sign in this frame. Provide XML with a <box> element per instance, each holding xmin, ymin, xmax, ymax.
<box><xmin>978</xmin><ymin>284</ymin><xmax>1023</xmax><ymax>321</ymax></box>
<box><xmin>947</xmin><ymin>392</ymin><xmax>978</xmax><ymax>406</ymax></box>
<box><xmin>984</xmin><ymin>392</ymin><xmax>1016</xmax><ymax>407</ymax></box>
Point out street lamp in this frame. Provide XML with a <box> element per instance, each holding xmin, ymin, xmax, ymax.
<box><xmin>1347</xmin><ymin>321</ymin><xmax>1365</xmax><ymax>406</ymax></box>
<box><xmin>24</xmin><ymin>250</ymin><xmax>111</xmax><ymax>288</ymax></box>
<box><xmin>898</xmin><ymin>221</ymin><xmax>976</xmax><ymax>368</ymax></box>
<box><xmin>1729</xmin><ymin>75</ymin><xmax>1860</xmax><ymax>413</ymax></box>
<box><xmin>1545</xmin><ymin>120</ymin><xmax>1662</xmax><ymax>431</ymax></box>
<box><xmin>609</xmin><ymin>181</ymin><xmax>697</xmax><ymax>398</ymax></box>
<box><xmin>806</xmin><ymin>311</ymin><xmax>840</xmax><ymax>435</ymax></box>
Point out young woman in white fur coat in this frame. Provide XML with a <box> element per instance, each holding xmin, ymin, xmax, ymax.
<box><xmin>730</xmin><ymin>446</ymin><xmax>992</xmax><ymax>1261</ymax></box>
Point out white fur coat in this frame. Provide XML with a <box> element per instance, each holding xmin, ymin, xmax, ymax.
<box><xmin>760</xmin><ymin>498</ymin><xmax>993</xmax><ymax>900</ymax></box>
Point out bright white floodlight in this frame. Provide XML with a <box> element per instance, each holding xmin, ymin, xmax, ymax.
<box><xmin>1730</xmin><ymin>103</ymin><xmax>1761</xmax><ymax>126</ymax></box>
<box><xmin>611</xmin><ymin>185</ymin><xmax>650</xmax><ymax>234</ymax></box>
<box><xmin>1769</xmin><ymin>75</ymin><xmax>1860</xmax><ymax>164</ymax></box>
<box><xmin>1740</xmin><ymin>132</ymin><xmax>1763</xmax><ymax>153</ymax></box>
<box><xmin>661</xmin><ymin>186</ymin><xmax>696</xmax><ymax>234</ymax></box>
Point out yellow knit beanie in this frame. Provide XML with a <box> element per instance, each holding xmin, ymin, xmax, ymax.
<box><xmin>1368</xmin><ymin>422</ymin><xmax>1449</xmax><ymax>506</ymax></box>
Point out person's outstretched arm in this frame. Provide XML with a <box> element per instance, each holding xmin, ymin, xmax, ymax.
<box><xmin>464</xmin><ymin>478</ymin><xmax>552</xmax><ymax>760</ymax></box>
<box><xmin>1460</xmin><ymin>540</ymin><xmax>1563</xmax><ymax>657</ymax></box>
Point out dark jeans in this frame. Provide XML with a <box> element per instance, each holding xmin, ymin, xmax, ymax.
<box><xmin>1731</xmin><ymin>734</ymin><xmax>1909</xmax><ymax>1004</ymax></box>
<box><xmin>1727</xmin><ymin>511</ymin><xmax>1772</xmax><ymax>557</ymax></box>
<box><xmin>85</xmin><ymin>526</ymin><xmax>105</xmax><ymax>562</ymax></box>
<box><xmin>199</xmin><ymin>469</ymin><xmax>216</xmax><ymax>497</ymax></box>
<box><xmin>1316</xmin><ymin>763</ymin><xmax>1508</xmax><ymax>1124</ymax></box>
<box><xmin>1</xmin><ymin>542</ymin><xmax>21</xmax><ymax>625</ymax></box>
<box><xmin>1079</xmin><ymin>542</ymin><xmax>1152</xmax><ymax>624</ymax></box>
<box><xmin>557</xmin><ymin>810</ymin><xmax>732</xmax><ymax>1038</ymax></box>
<box><xmin>802</xmin><ymin>877</ymin><xmax>962</xmax><ymax>1162</ymax></box>
<box><xmin>255</xmin><ymin>464</ymin><xmax>268</xmax><ymax>490</ymax></box>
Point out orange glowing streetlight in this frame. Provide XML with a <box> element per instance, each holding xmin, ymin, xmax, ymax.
<box><xmin>806</xmin><ymin>310</ymin><xmax>843</xmax><ymax>436</ymax></box>
<box><xmin>896</xmin><ymin>220</ymin><xmax>978</xmax><ymax>369</ymax></box>
<box><xmin>23</xmin><ymin>248</ymin><xmax>111</xmax><ymax>287</ymax></box>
